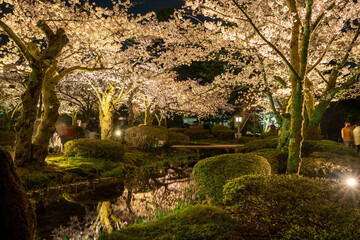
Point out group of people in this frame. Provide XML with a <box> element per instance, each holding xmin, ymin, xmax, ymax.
<box><xmin>48</xmin><ymin>117</ymin><xmax>99</xmax><ymax>153</ymax></box>
<box><xmin>341</xmin><ymin>121</ymin><xmax>360</xmax><ymax>153</ymax></box>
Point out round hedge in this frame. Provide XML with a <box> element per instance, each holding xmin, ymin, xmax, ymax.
<box><xmin>64</xmin><ymin>139</ymin><xmax>124</xmax><ymax>161</ymax></box>
<box><xmin>125</xmin><ymin>125</ymin><xmax>168</xmax><ymax>150</ymax></box>
<box><xmin>183</xmin><ymin>128</ymin><xmax>212</xmax><ymax>139</ymax></box>
<box><xmin>168</xmin><ymin>132</ymin><xmax>190</xmax><ymax>145</ymax></box>
<box><xmin>223</xmin><ymin>175</ymin><xmax>360</xmax><ymax>239</ymax></box>
<box><xmin>193</xmin><ymin>153</ymin><xmax>271</xmax><ymax>205</ymax></box>
<box><xmin>302</xmin><ymin>140</ymin><xmax>359</xmax><ymax>157</ymax></box>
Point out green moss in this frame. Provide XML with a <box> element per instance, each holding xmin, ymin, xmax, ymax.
<box><xmin>99</xmin><ymin>205</ymin><xmax>238</xmax><ymax>240</ymax></box>
<box><xmin>252</xmin><ymin>148</ymin><xmax>288</xmax><ymax>174</ymax></box>
<box><xmin>301</xmin><ymin>140</ymin><xmax>358</xmax><ymax>157</ymax></box>
<box><xmin>193</xmin><ymin>153</ymin><xmax>271</xmax><ymax>205</ymax></box>
<box><xmin>125</xmin><ymin>125</ymin><xmax>169</xmax><ymax>150</ymax></box>
<box><xmin>64</xmin><ymin>139</ymin><xmax>125</xmax><ymax>161</ymax></box>
<box><xmin>223</xmin><ymin>175</ymin><xmax>360</xmax><ymax>239</ymax></box>
<box><xmin>168</xmin><ymin>132</ymin><xmax>191</xmax><ymax>145</ymax></box>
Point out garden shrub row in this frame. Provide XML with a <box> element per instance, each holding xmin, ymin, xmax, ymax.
<box><xmin>193</xmin><ymin>153</ymin><xmax>271</xmax><ymax>205</ymax></box>
<box><xmin>64</xmin><ymin>139</ymin><xmax>124</xmax><ymax>161</ymax></box>
<box><xmin>223</xmin><ymin>175</ymin><xmax>360</xmax><ymax>239</ymax></box>
<box><xmin>125</xmin><ymin>125</ymin><xmax>168</xmax><ymax>150</ymax></box>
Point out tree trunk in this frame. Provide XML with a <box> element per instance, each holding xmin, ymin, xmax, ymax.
<box><xmin>144</xmin><ymin>106</ymin><xmax>156</xmax><ymax>126</ymax></box>
<box><xmin>287</xmin><ymin>83</ymin><xmax>304</xmax><ymax>174</ymax></box>
<box><xmin>32</xmin><ymin>65</ymin><xmax>60</xmax><ymax>167</ymax></box>
<box><xmin>71</xmin><ymin>110</ymin><xmax>78</xmax><ymax>127</ymax></box>
<box><xmin>277</xmin><ymin>113</ymin><xmax>291</xmax><ymax>151</ymax></box>
<box><xmin>1</xmin><ymin>107</ymin><xmax>11</xmax><ymax>132</ymax></box>
<box><xmin>14</xmin><ymin>69</ymin><xmax>43</xmax><ymax>167</ymax></box>
<box><xmin>99</xmin><ymin>104</ymin><xmax>114</xmax><ymax>140</ymax></box>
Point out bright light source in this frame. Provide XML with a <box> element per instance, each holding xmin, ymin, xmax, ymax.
<box><xmin>115</xmin><ymin>130</ymin><xmax>121</xmax><ymax>136</ymax></box>
<box><xmin>346</xmin><ymin>178</ymin><xmax>357</xmax><ymax>187</ymax></box>
<box><xmin>235</xmin><ymin>116</ymin><xmax>242</xmax><ymax>122</ymax></box>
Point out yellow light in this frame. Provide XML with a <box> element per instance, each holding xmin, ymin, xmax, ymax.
<box><xmin>346</xmin><ymin>178</ymin><xmax>357</xmax><ymax>187</ymax></box>
<box><xmin>115</xmin><ymin>130</ymin><xmax>121</xmax><ymax>136</ymax></box>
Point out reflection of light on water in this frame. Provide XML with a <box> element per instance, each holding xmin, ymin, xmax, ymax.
<box><xmin>51</xmin><ymin>167</ymin><xmax>196</xmax><ymax>239</ymax></box>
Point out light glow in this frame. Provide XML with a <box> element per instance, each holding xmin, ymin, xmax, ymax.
<box><xmin>346</xmin><ymin>178</ymin><xmax>357</xmax><ymax>187</ymax></box>
<box><xmin>115</xmin><ymin>130</ymin><xmax>121</xmax><ymax>136</ymax></box>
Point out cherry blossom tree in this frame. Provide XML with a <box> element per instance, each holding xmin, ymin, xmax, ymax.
<box><xmin>186</xmin><ymin>0</ymin><xmax>360</xmax><ymax>173</ymax></box>
<box><xmin>0</xmin><ymin>0</ymin><xmax>153</xmax><ymax>167</ymax></box>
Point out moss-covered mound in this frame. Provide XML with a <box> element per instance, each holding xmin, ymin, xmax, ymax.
<box><xmin>64</xmin><ymin>139</ymin><xmax>125</xmax><ymax>161</ymax></box>
<box><xmin>98</xmin><ymin>205</ymin><xmax>238</xmax><ymax>240</ymax></box>
<box><xmin>236</xmin><ymin>137</ymin><xmax>278</xmax><ymax>153</ymax></box>
<box><xmin>252</xmin><ymin>148</ymin><xmax>288</xmax><ymax>174</ymax></box>
<box><xmin>302</xmin><ymin>140</ymin><xmax>358</xmax><ymax>157</ymax></box>
<box><xmin>125</xmin><ymin>125</ymin><xmax>168</xmax><ymax>150</ymax></box>
<box><xmin>300</xmin><ymin>152</ymin><xmax>360</xmax><ymax>179</ymax></box>
<box><xmin>193</xmin><ymin>153</ymin><xmax>271</xmax><ymax>205</ymax></box>
<box><xmin>168</xmin><ymin>132</ymin><xmax>191</xmax><ymax>145</ymax></box>
<box><xmin>223</xmin><ymin>175</ymin><xmax>360</xmax><ymax>239</ymax></box>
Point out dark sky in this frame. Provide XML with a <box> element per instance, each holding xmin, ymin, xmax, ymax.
<box><xmin>92</xmin><ymin>0</ymin><xmax>185</xmax><ymax>14</ymax></box>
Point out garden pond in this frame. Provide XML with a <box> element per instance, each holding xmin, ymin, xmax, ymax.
<box><xmin>31</xmin><ymin>166</ymin><xmax>197</xmax><ymax>240</ymax></box>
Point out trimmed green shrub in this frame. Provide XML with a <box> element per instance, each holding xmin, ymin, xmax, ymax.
<box><xmin>168</xmin><ymin>132</ymin><xmax>190</xmax><ymax>145</ymax></box>
<box><xmin>213</xmin><ymin>130</ymin><xmax>236</xmax><ymax>140</ymax></box>
<box><xmin>302</xmin><ymin>140</ymin><xmax>358</xmax><ymax>157</ymax></box>
<box><xmin>212</xmin><ymin>125</ymin><xmax>231</xmax><ymax>131</ymax></box>
<box><xmin>125</xmin><ymin>125</ymin><xmax>168</xmax><ymax>150</ymax></box>
<box><xmin>98</xmin><ymin>205</ymin><xmax>238</xmax><ymax>240</ymax></box>
<box><xmin>252</xmin><ymin>148</ymin><xmax>288</xmax><ymax>174</ymax></box>
<box><xmin>64</xmin><ymin>139</ymin><xmax>124</xmax><ymax>161</ymax></box>
<box><xmin>300</xmin><ymin>151</ymin><xmax>360</xmax><ymax>179</ymax></box>
<box><xmin>168</xmin><ymin>128</ymin><xmax>187</xmax><ymax>133</ymax></box>
<box><xmin>193</xmin><ymin>153</ymin><xmax>271</xmax><ymax>205</ymax></box>
<box><xmin>236</xmin><ymin>137</ymin><xmax>278</xmax><ymax>153</ymax></box>
<box><xmin>184</xmin><ymin>128</ymin><xmax>213</xmax><ymax>139</ymax></box>
<box><xmin>223</xmin><ymin>175</ymin><xmax>360</xmax><ymax>239</ymax></box>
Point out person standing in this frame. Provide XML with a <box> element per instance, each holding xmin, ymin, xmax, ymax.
<box><xmin>353</xmin><ymin>122</ymin><xmax>360</xmax><ymax>153</ymax></box>
<box><xmin>86</xmin><ymin>117</ymin><xmax>98</xmax><ymax>139</ymax></box>
<box><xmin>341</xmin><ymin>122</ymin><xmax>354</xmax><ymax>147</ymax></box>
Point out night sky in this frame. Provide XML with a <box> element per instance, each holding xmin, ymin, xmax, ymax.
<box><xmin>93</xmin><ymin>0</ymin><xmax>185</xmax><ymax>14</ymax></box>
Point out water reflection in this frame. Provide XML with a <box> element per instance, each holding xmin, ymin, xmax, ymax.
<box><xmin>35</xmin><ymin>167</ymin><xmax>195</xmax><ymax>240</ymax></box>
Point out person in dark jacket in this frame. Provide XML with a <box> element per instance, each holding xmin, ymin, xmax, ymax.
<box><xmin>86</xmin><ymin>117</ymin><xmax>98</xmax><ymax>139</ymax></box>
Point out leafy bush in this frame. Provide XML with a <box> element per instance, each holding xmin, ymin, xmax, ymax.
<box><xmin>213</xmin><ymin>130</ymin><xmax>236</xmax><ymax>140</ymax></box>
<box><xmin>302</xmin><ymin>140</ymin><xmax>358</xmax><ymax>157</ymax></box>
<box><xmin>125</xmin><ymin>125</ymin><xmax>168</xmax><ymax>150</ymax></box>
<box><xmin>300</xmin><ymin>151</ymin><xmax>360</xmax><ymax>179</ymax></box>
<box><xmin>64</xmin><ymin>139</ymin><xmax>125</xmax><ymax>161</ymax></box>
<box><xmin>252</xmin><ymin>148</ymin><xmax>288</xmax><ymax>174</ymax></box>
<box><xmin>184</xmin><ymin>128</ymin><xmax>213</xmax><ymax>139</ymax></box>
<box><xmin>223</xmin><ymin>175</ymin><xmax>360</xmax><ymax>240</ymax></box>
<box><xmin>212</xmin><ymin>125</ymin><xmax>231</xmax><ymax>131</ymax></box>
<box><xmin>98</xmin><ymin>205</ymin><xmax>238</xmax><ymax>240</ymax></box>
<box><xmin>236</xmin><ymin>137</ymin><xmax>278</xmax><ymax>153</ymax></box>
<box><xmin>193</xmin><ymin>153</ymin><xmax>271</xmax><ymax>205</ymax></box>
<box><xmin>168</xmin><ymin>132</ymin><xmax>190</xmax><ymax>145</ymax></box>
<box><xmin>168</xmin><ymin>128</ymin><xmax>187</xmax><ymax>133</ymax></box>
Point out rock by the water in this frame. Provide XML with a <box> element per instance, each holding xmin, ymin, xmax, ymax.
<box><xmin>0</xmin><ymin>150</ymin><xmax>36</xmax><ymax>240</ymax></box>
